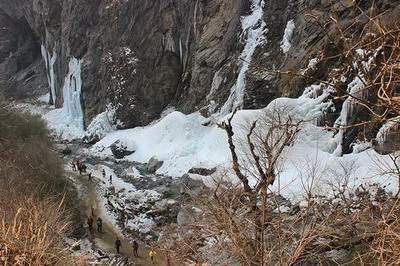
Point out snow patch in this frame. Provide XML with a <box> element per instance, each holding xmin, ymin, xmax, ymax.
<box><xmin>85</xmin><ymin>105</ymin><xmax>118</xmax><ymax>140</ymax></box>
<box><xmin>37</xmin><ymin>93</ymin><xmax>50</xmax><ymax>103</ymax></box>
<box><xmin>280</xmin><ymin>20</ymin><xmax>295</xmax><ymax>53</ymax></box>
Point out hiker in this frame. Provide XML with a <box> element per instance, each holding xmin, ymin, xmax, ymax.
<box><xmin>77</xmin><ymin>161</ymin><xmax>83</xmax><ymax>175</ymax></box>
<box><xmin>96</xmin><ymin>217</ymin><xmax>103</xmax><ymax>232</ymax></box>
<box><xmin>88</xmin><ymin>172</ymin><xmax>92</xmax><ymax>181</ymax></box>
<box><xmin>91</xmin><ymin>206</ymin><xmax>95</xmax><ymax>217</ymax></box>
<box><xmin>115</xmin><ymin>238</ymin><xmax>122</xmax><ymax>254</ymax></box>
<box><xmin>166</xmin><ymin>254</ymin><xmax>172</xmax><ymax>266</ymax></box>
<box><xmin>132</xmin><ymin>240</ymin><xmax>139</xmax><ymax>257</ymax></box>
<box><xmin>109</xmin><ymin>175</ymin><xmax>113</xmax><ymax>185</ymax></box>
<box><xmin>149</xmin><ymin>249</ymin><xmax>156</xmax><ymax>263</ymax></box>
<box><xmin>71</xmin><ymin>161</ymin><xmax>76</xmax><ymax>171</ymax></box>
<box><xmin>81</xmin><ymin>163</ymin><xmax>87</xmax><ymax>173</ymax></box>
<box><xmin>87</xmin><ymin>216</ymin><xmax>93</xmax><ymax>233</ymax></box>
<box><xmin>102</xmin><ymin>169</ymin><xmax>106</xmax><ymax>179</ymax></box>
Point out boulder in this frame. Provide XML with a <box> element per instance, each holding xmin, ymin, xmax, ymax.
<box><xmin>71</xmin><ymin>243</ymin><xmax>81</xmax><ymax>251</ymax></box>
<box><xmin>188</xmin><ymin>167</ymin><xmax>217</xmax><ymax>176</ymax></box>
<box><xmin>110</xmin><ymin>140</ymin><xmax>135</xmax><ymax>159</ymax></box>
<box><xmin>180</xmin><ymin>174</ymin><xmax>204</xmax><ymax>197</ymax></box>
<box><xmin>372</xmin><ymin>125</ymin><xmax>400</xmax><ymax>155</ymax></box>
<box><xmin>177</xmin><ymin>206</ymin><xmax>194</xmax><ymax>226</ymax></box>
<box><xmin>147</xmin><ymin>157</ymin><xmax>163</xmax><ymax>173</ymax></box>
<box><xmin>82</xmin><ymin>134</ymin><xmax>100</xmax><ymax>145</ymax></box>
<box><xmin>55</xmin><ymin>143</ymin><xmax>72</xmax><ymax>155</ymax></box>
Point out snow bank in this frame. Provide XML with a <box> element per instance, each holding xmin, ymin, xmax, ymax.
<box><xmin>85</xmin><ymin>106</ymin><xmax>118</xmax><ymax>140</ymax></box>
<box><xmin>90</xmin><ymin>112</ymin><xmax>231</xmax><ymax>177</ymax></box>
<box><xmin>86</xmin><ymin>84</ymin><xmax>398</xmax><ymax>201</ymax></box>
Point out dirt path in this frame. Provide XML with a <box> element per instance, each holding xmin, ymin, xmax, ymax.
<box><xmin>73</xmin><ymin>172</ymin><xmax>178</xmax><ymax>266</ymax></box>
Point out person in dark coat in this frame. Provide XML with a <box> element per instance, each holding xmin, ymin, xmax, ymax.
<box><xmin>96</xmin><ymin>217</ymin><xmax>103</xmax><ymax>232</ymax></box>
<box><xmin>132</xmin><ymin>240</ymin><xmax>139</xmax><ymax>257</ymax></box>
<box><xmin>115</xmin><ymin>238</ymin><xmax>122</xmax><ymax>254</ymax></box>
<box><xmin>87</xmin><ymin>216</ymin><xmax>93</xmax><ymax>233</ymax></box>
<box><xmin>102</xmin><ymin>169</ymin><xmax>106</xmax><ymax>179</ymax></box>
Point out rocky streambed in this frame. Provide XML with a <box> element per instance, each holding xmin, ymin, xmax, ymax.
<box><xmin>54</xmin><ymin>138</ymin><xmax>212</xmax><ymax>265</ymax></box>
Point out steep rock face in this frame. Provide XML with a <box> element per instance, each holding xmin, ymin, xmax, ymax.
<box><xmin>0</xmin><ymin>2</ymin><xmax>46</xmax><ymax>98</ymax></box>
<box><xmin>1</xmin><ymin>0</ymin><xmax>399</xmax><ymax>154</ymax></box>
<box><xmin>247</xmin><ymin>0</ymin><xmax>400</xmax><ymax>153</ymax></box>
<box><xmin>0</xmin><ymin>0</ymin><xmax>244</xmax><ymax>128</ymax></box>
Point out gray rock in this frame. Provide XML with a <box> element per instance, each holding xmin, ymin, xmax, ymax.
<box><xmin>289</xmin><ymin>205</ymin><xmax>301</xmax><ymax>215</ymax></box>
<box><xmin>82</xmin><ymin>134</ymin><xmax>100</xmax><ymax>145</ymax></box>
<box><xmin>2</xmin><ymin>0</ymin><xmax>400</xmax><ymax>151</ymax></box>
<box><xmin>188</xmin><ymin>167</ymin><xmax>216</xmax><ymax>176</ymax></box>
<box><xmin>177</xmin><ymin>206</ymin><xmax>195</xmax><ymax>226</ymax></box>
<box><xmin>147</xmin><ymin>157</ymin><xmax>163</xmax><ymax>173</ymax></box>
<box><xmin>372</xmin><ymin>126</ymin><xmax>400</xmax><ymax>155</ymax></box>
<box><xmin>55</xmin><ymin>143</ymin><xmax>72</xmax><ymax>155</ymax></box>
<box><xmin>71</xmin><ymin>243</ymin><xmax>81</xmax><ymax>251</ymax></box>
<box><xmin>180</xmin><ymin>174</ymin><xmax>204</xmax><ymax>197</ymax></box>
<box><xmin>110</xmin><ymin>141</ymin><xmax>135</xmax><ymax>159</ymax></box>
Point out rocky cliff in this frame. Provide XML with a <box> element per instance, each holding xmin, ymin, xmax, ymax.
<box><xmin>1</xmin><ymin>0</ymin><xmax>399</xmax><ymax>153</ymax></box>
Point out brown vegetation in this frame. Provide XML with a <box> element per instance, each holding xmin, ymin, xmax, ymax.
<box><xmin>0</xmin><ymin>99</ymin><xmax>81</xmax><ymax>265</ymax></box>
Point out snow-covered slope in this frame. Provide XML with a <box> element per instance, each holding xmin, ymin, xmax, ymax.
<box><xmin>77</xmin><ymin>88</ymin><xmax>397</xmax><ymax>201</ymax></box>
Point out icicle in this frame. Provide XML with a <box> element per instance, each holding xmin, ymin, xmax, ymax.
<box><xmin>41</xmin><ymin>45</ymin><xmax>57</xmax><ymax>105</ymax></box>
<box><xmin>280</xmin><ymin>20</ymin><xmax>295</xmax><ymax>53</ymax></box>
<box><xmin>62</xmin><ymin>57</ymin><xmax>84</xmax><ymax>130</ymax></box>
<box><xmin>179</xmin><ymin>37</ymin><xmax>183</xmax><ymax>64</ymax></box>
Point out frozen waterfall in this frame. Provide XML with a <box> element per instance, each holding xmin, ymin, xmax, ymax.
<box><xmin>220</xmin><ymin>0</ymin><xmax>266</xmax><ymax>115</ymax></box>
<box><xmin>62</xmin><ymin>57</ymin><xmax>84</xmax><ymax>131</ymax></box>
<box><xmin>41</xmin><ymin>45</ymin><xmax>57</xmax><ymax>105</ymax></box>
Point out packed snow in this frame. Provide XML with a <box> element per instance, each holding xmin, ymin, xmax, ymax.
<box><xmin>77</xmin><ymin>85</ymin><xmax>398</xmax><ymax>201</ymax></box>
<box><xmin>85</xmin><ymin>105</ymin><xmax>118</xmax><ymax>140</ymax></box>
<box><xmin>280</xmin><ymin>20</ymin><xmax>295</xmax><ymax>53</ymax></box>
<box><xmin>220</xmin><ymin>0</ymin><xmax>267</xmax><ymax>115</ymax></box>
<box><xmin>88</xmin><ymin>112</ymin><xmax>230</xmax><ymax>177</ymax></box>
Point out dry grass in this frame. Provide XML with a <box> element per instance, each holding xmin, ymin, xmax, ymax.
<box><xmin>0</xmin><ymin>100</ymin><xmax>83</xmax><ymax>265</ymax></box>
<box><xmin>0</xmin><ymin>195</ymin><xmax>72</xmax><ymax>265</ymax></box>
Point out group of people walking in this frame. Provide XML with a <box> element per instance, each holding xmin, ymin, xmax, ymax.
<box><xmin>87</xmin><ymin>213</ymin><xmax>146</xmax><ymax>260</ymax></box>
<box><xmin>71</xmin><ymin>160</ymin><xmax>88</xmax><ymax>175</ymax></box>
<box><xmin>73</xmin><ymin>160</ymin><xmax>165</xmax><ymax>264</ymax></box>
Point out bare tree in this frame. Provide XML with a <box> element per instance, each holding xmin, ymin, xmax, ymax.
<box><xmin>217</xmin><ymin>108</ymin><xmax>302</xmax><ymax>265</ymax></box>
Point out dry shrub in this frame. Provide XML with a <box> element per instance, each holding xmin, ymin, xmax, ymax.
<box><xmin>367</xmin><ymin>199</ymin><xmax>400</xmax><ymax>265</ymax></box>
<box><xmin>163</xmin><ymin>183</ymin><xmax>400</xmax><ymax>265</ymax></box>
<box><xmin>0</xmin><ymin>195</ymin><xmax>72</xmax><ymax>265</ymax></box>
<box><xmin>0</xmin><ymin>100</ymin><xmax>82</xmax><ymax>265</ymax></box>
